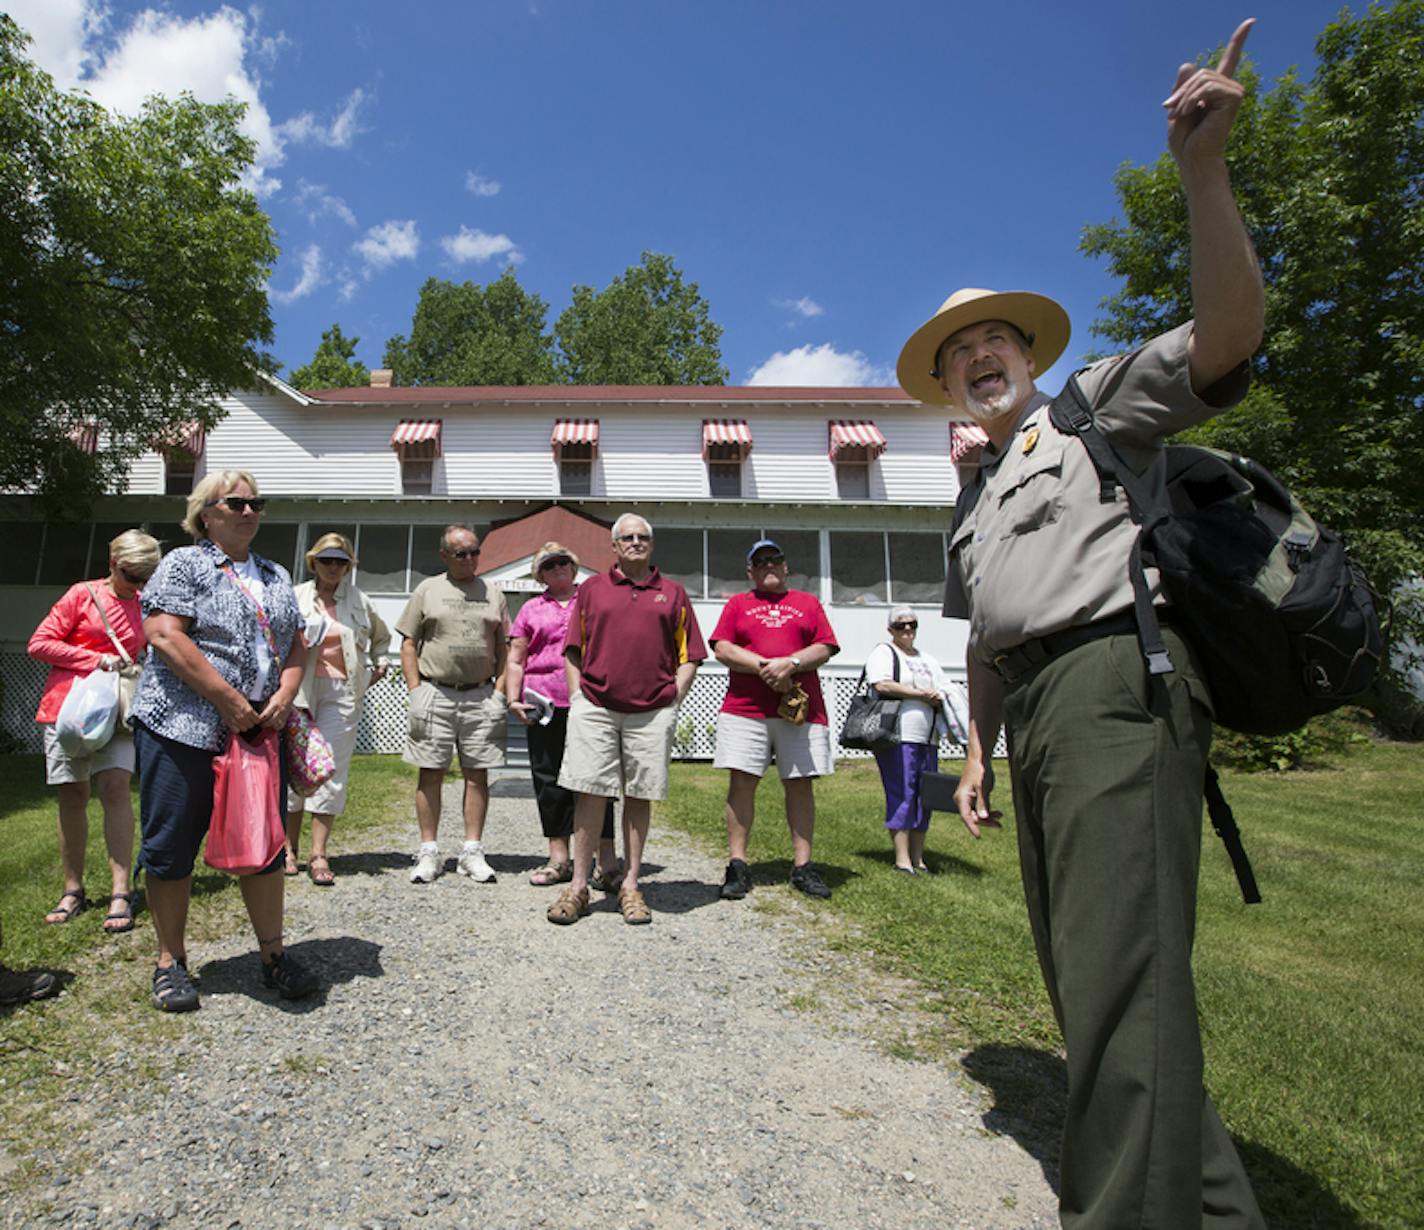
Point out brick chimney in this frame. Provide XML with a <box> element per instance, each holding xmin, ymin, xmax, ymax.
<box><xmin>370</xmin><ymin>368</ymin><xmax>394</xmax><ymax>389</ymax></box>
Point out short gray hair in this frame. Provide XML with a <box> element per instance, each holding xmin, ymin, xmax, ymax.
<box><xmin>887</xmin><ymin>605</ymin><xmax>917</xmax><ymax>628</ymax></box>
<box><xmin>440</xmin><ymin>524</ymin><xmax>478</xmax><ymax>553</ymax></box>
<box><xmin>611</xmin><ymin>512</ymin><xmax>653</xmax><ymax>542</ymax></box>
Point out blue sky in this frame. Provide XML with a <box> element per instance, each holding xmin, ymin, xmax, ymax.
<box><xmin>11</xmin><ymin>0</ymin><xmax>1356</xmax><ymax>391</ymax></box>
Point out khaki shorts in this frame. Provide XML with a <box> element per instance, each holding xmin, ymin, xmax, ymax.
<box><xmin>557</xmin><ymin>691</ymin><xmax>677</xmax><ymax>801</ymax></box>
<box><xmin>712</xmin><ymin>711</ymin><xmax>835</xmax><ymax>780</ymax></box>
<box><xmin>43</xmin><ymin>723</ymin><xmax>135</xmax><ymax>786</ymax></box>
<box><xmin>403</xmin><ymin>681</ymin><xmax>506</xmax><ymax>771</ymax></box>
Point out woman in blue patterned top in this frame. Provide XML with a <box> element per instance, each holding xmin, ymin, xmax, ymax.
<box><xmin>131</xmin><ymin>469</ymin><xmax>317</xmax><ymax>1012</ymax></box>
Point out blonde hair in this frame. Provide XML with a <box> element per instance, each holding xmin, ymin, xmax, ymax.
<box><xmin>530</xmin><ymin>541</ymin><xmax>580</xmax><ymax>579</ymax></box>
<box><xmin>304</xmin><ymin>531</ymin><xmax>357</xmax><ymax>575</ymax></box>
<box><xmin>183</xmin><ymin>470</ymin><xmax>259</xmax><ymax>539</ymax></box>
<box><xmin>109</xmin><ymin>529</ymin><xmax>162</xmax><ymax>577</ymax></box>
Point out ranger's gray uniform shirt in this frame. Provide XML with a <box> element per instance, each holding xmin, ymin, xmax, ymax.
<box><xmin>944</xmin><ymin>322</ymin><xmax>1249</xmax><ymax>664</ymax></box>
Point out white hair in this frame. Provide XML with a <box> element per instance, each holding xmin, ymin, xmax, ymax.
<box><xmin>610</xmin><ymin>512</ymin><xmax>653</xmax><ymax>542</ymax></box>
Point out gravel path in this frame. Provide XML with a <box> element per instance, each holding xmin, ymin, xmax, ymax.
<box><xmin>8</xmin><ymin>775</ymin><xmax>1057</xmax><ymax>1229</ymax></box>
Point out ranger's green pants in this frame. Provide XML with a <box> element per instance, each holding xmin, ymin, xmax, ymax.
<box><xmin>1003</xmin><ymin>627</ymin><xmax>1265</xmax><ymax>1230</ymax></box>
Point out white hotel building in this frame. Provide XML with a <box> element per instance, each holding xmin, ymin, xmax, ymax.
<box><xmin>0</xmin><ymin>373</ymin><xmax>988</xmax><ymax>756</ymax></box>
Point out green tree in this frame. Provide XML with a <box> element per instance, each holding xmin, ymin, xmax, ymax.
<box><xmin>1080</xmin><ymin>0</ymin><xmax>1424</xmax><ymax>702</ymax></box>
<box><xmin>383</xmin><ymin>270</ymin><xmax>557</xmax><ymax>386</ymax></box>
<box><xmin>555</xmin><ymin>251</ymin><xmax>727</xmax><ymax>385</ymax></box>
<box><xmin>289</xmin><ymin>323</ymin><xmax>370</xmax><ymax>389</ymax></box>
<box><xmin>0</xmin><ymin>16</ymin><xmax>277</xmax><ymax>513</ymax></box>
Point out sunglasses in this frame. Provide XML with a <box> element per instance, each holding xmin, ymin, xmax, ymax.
<box><xmin>538</xmin><ymin>557</ymin><xmax>573</xmax><ymax>572</ymax></box>
<box><xmin>751</xmin><ymin>554</ymin><xmax>786</xmax><ymax>568</ymax></box>
<box><xmin>316</xmin><ymin>557</ymin><xmax>351</xmax><ymax>567</ymax></box>
<box><xmin>445</xmin><ymin>548</ymin><xmax>481</xmax><ymax>560</ymax></box>
<box><xmin>208</xmin><ymin>496</ymin><xmax>267</xmax><ymax>513</ymax></box>
<box><xmin>617</xmin><ymin>533</ymin><xmax>653</xmax><ymax>544</ymax></box>
<box><xmin>891</xmin><ymin>621</ymin><xmax>919</xmax><ymax>631</ymax></box>
<box><xmin>118</xmin><ymin>567</ymin><xmax>152</xmax><ymax>585</ymax></box>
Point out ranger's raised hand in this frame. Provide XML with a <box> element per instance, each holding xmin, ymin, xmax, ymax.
<box><xmin>1163</xmin><ymin>17</ymin><xmax>1254</xmax><ymax>165</ymax></box>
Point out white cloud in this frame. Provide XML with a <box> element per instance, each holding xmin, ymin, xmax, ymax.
<box><xmin>746</xmin><ymin>344</ymin><xmax>893</xmax><ymax>387</ymax></box>
<box><xmin>270</xmin><ymin>244</ymin><xmax>323</xmax><ymax>304</ymax></box>
<box><xmin>4</xmin><ymin>0</ymin><xmax>104</xmax><ymax>90</ymax></box>
<box><xmin>441</xmin><ymin>226</ymin><xmax>522</xmax><ymax>265</ymax></box>
<box><xmin>279</xmin><ymin>88</ymin><xmax>368</xmax><ymax>149</ymax></box>
<box><xmin>355</xmin><ymin>220</ymin><xmax>420</xmax><ymax>271</ymax></box>
<box><xmin>293</xmin><ymin>179</ymin><xmax>357</xmax><ymax>228</ymax></box>
<box><xmin>465</xmin><ymin>170</ymin><xmax>501</xmax><ymax>197</ymax></box>
<box><xmin>775</xmin><ymin>296</ymin><xmax>825</xmax><ymax>319</ymax></box>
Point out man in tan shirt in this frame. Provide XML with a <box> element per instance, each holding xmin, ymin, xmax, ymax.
<box><xmin>396</xmin><ymin>524</ymin><xmax>509</xmax><ymax>884</ymax></box>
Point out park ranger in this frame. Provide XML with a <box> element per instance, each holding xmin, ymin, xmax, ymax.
<box><xmin>896</xmin><ymin>19</ymin><xmax>1267</xmax><ymax>1230</ymax></box>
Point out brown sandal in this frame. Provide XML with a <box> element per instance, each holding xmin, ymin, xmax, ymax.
<box><xmin>546</xmin><ymin>885</ymin><xmax>590</xmax><ymax>926</ymax></box>
<box><xmin>618</xmin><ymin>886</ymin><xmax>652</xmax><ymax>926</ymax></box>
<box><xmin>308</xmin><ymin>856</ymin><xmax>336</xmax><ymax>887</ymax></box>
<box><xmin>529</xmin><ymin>861</ymin><xmax>572</xmax><ymax>887</ymax></box>
<box><xmin>45</xmin><ymin>888</ymin><xmax>87</xmax><ymax>925</ymax></box>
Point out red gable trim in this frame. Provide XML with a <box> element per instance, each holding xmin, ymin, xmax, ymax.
<box><xmin>391</xmin><ymin>419</ymin><xmax>443</xmax><ymax>458</ymax></box>
<box><xmin>828</xmin><ymin>419</ymin><xmax>887</xmax><ymax>461</ymax></box>
<box><xmin>550</xmin><ymin>419</ymin><xmax>600</xmax><ymax>454</ymax></box>
<box><xmin>701</xmin><ymin>419</ymin><xmax>752</xmax><ymax>459</ymax></box>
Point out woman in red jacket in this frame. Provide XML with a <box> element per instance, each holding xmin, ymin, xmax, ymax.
<box><xmin>28</xmin><ymin>529</ymin><xmax>161</xmax><ymax>933</ymax></box>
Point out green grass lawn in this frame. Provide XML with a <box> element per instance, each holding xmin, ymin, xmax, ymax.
<box><xmin>655</xmin><ymin>743</ymin><xmax>1424</xmax><ymax>1230</ymax></box>
<box><xmin>2</xmin><ymin>746</ymin><xmax>1420</xmax><ymax>1225</ymax></box>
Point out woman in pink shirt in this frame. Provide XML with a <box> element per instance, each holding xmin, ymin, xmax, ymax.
<box><xmin>505</xmin><ymin>543</ymin><xmax>617</xmax><ymax>887</ymax></box>
<box><xmin>28</xmin><ymin>529</ymin><xmax>161</xmax><ymax>933</ymax></box>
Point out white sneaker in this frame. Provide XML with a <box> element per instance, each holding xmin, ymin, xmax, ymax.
<box><xmin>410</xmin><ymin>845</ymin><xmax>442</xmax><ymax>883</ymax></box>
<box><xmin>456</xmin><ymin>842</ymin><xmax>496</xmax><ymax>883</ymax></box>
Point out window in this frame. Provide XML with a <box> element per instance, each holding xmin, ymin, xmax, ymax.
<box><xmin>0</xmin><ymin>522</ymin><xmax>45</xmax><ymax>584</ymax></box>
<box><xmin>761</xmin><ymin>529</ymin><xmax>822</xmax><ymax>595</ymax></box>
<box><xmin>835</xmin><ymin>456</ymin><xmax>871</xmax><ymax>500</ymax></box>
<box><xmin>829</xmin><ymin>531</ymin><xmax>888</xmax><ymax>605</ymax></box>
<box><xmin>888</xmin><ymin>532</ymin><xmax>945</xmax><ymax>604</ymax></box>
<box><xmin>359</xmin><ymin>525</ymin><xmax>413</xmax><ymax>593</ymax></box>
<box><xmin>38</xmin><ymin>524</ymin><xmax>93</xmax><ymax>586</ymax></box>
<box><xmin>165</xmin><ymin>455</ymin><xmax>196</xmax><ymax>495</ymax></box>
<box><xmin>655</xmin><ymin>528</ymin><xmax>705</xmax><ymax>599</ymax></box>
<box><xmin>706</xmin><ymin>443</ymin><xmax>743</xmax><ymax>498</ymax></box>
<box><xmin>401</xmin><ymin>457</ymin><xmax>434</xmax><ymax>495</ymax></box>
<box><xmin>558</xmin><ymin>441</ymin><xmax>594</xmax><ymax>496</ymax></box>
<box><xmin>707</xmin><ymin>530</ymin><xmax>752</xmax><ymax>599</ymax></box>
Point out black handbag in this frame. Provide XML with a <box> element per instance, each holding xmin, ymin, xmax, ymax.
<box><xmin>839</xmin><ymin>645</ymin><xmax>901</xmax><ymax>751</ymax></box>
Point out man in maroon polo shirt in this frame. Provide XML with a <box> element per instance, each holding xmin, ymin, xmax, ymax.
<box><xmin>547</xmin><ymin>513</ymin><xmax>706</xmax><ymax>927</ymax></box>
<box><xmin>711</xmin><ymin>537</ymin><xmax>839</xmax><ymax>901</ymax></box>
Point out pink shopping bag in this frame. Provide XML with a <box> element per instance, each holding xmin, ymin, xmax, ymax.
<box><xmin>206</xmin><ymin>728</ymin><xmax>285</xmax><ymax>875</ymax></box>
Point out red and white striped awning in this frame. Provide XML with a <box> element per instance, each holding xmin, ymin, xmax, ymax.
<box><xmin>550</xmin><ymin>419</ymin><xmax>600</xmax><ymax>455</ymax></box>
<box><xmin>702</xmin><ymin>419</ymin><xmax>753</xmax><ymax>459</ymax></box>
<box><xmin>154</xmin><ymin>422</ymin><xmax>206</xmax><ymax>458</ymax></box>
<box><xmin>948</xmin><ymin>421</ymin><xmax>990</xmax><ymax>463</ymax></box>
<box><xmin>69</xmin><ymin>424</ymin><xmax>99</xmax><ymax>455</ymax></box>
<box><xmin>390</xmin><ymin>419</ymin><xmax>443</xmax><ymax>458</ymax></box>
<box><xmin>827</xmin><ymin>419</ymin><xmax>888</xmax><ymax>461</ymax></box>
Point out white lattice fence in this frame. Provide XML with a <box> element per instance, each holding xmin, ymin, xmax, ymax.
<box><xmin>1</xmin><ymin>654</ymin><xmax>999</xmax><ymax>761</ymax></box>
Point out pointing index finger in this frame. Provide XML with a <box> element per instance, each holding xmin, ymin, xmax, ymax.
<box><xmin>1217</xmin><ymin>17</ymin><xmax>1255</xmax><ymax>80</ymax></box>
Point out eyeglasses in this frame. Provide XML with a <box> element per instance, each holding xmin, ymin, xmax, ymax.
<box><xmin>750</xmin><ymin>554</ymin><xmax>786</xmax><ymax>568</ymax></box>
<box><xmin>538</xmin><ymin>557</ymin><xmax>573</xmax><ymax>572</ymax></box>
<box><xmin>208</xmin><ymin>496</ymin><xmax>266</xmax><ymax>513</ymax></box>
<box><xmin>118</xmin><ymin>567</ymin><xmax>152</xmax><ymax>585</ymax></box>
<box><xmin>616</xmin><ymin>533</ymin><xmax>653</xmax><ymax>544</ymax></box>
<box><xmin>891</xmin><ymin>621</ymin><xmax>919</xmax><ymax>631</ymax></box>
<box><xmin>445</xmin><ymin>548</ymin><xmax>481</xmax><ymax>560</ymax></box>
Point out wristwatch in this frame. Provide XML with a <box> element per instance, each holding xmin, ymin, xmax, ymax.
<box><xmin>790</xmin><ymin>656</ymin><xmax>802</xmax><ymax>670</ymax></box>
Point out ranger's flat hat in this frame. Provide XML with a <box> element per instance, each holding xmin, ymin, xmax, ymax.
<box><xmin>896</xmin><ymin>287</ymin><xmax>1071</xmax><ymax>407</ymax></box>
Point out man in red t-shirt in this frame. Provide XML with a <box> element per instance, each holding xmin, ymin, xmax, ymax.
<box><xmin>549</xmin><ymin>513</ymin><xmax>707</xmax><ymax>927</ymax></box>
<box><xmin>710</xmin><ymin>538</ymin><xmax>839</xmax><ymax>900</ymax></box>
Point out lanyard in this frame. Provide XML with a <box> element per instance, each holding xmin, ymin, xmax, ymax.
<box><xmin>221</xmin><ymin>563</ymin><xmax>279</xmax><ymax>658</ymax></box>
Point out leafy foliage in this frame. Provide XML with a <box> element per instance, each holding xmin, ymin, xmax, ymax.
<box><xmin>382</xmin><ymin>269</ymin><xmax>558</xmax><ymax>386</ymax></box>
<box><xmin>288</xmin><ymin>323</ymin><xmax>370</xmax><ymax>390</ymax></box>
<box><xmin>555</xmin><ymin>251</ymin><xmax>728</xmax><ymax>385</ymax></box>
<box><xmin>1080</xmin><ymin>1</ymin><xmax>1424</xmax><ymax>708</ymax></box>
<box><xmin>0</xmin><ymin>17</ymin><xmax>276</xmax><ymax>514</ymax></box>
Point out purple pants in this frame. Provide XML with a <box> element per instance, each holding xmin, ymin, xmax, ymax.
<box><xmin>873</xmin><ymin>741</ymin><xmax>937</xmax><ymax>832</ymax></box>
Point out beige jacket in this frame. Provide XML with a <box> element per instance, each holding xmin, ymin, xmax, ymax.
<box><xmin>293</xmin><ymin>579</ymin><xmax>392</xmax><ymax>708</ymax></box>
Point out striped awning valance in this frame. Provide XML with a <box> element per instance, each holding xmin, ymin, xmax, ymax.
<box><xmin>827</xmin><ymin>419</ymin><xmax>887</xmax><ymax>461</ymax></box>
<box><xmin>390</xmin><ymin>419</ymin><xmax>443</xmax><ymax>458</ymax></box>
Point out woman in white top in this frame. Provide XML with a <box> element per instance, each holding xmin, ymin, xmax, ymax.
<box><xmin>865</xmin><ymin>606</ymin><xmax>946</xmax><ymax>874</ymax></box>
<box><xmin>283</xmin><ymin>532</ymin><xmax>391</xmax><ymax>885</ymax></box>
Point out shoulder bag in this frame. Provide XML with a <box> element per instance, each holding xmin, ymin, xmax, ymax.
<box><xmin>839</xmin><ymin>644</ymin><xmax>901</xmax><ymax>751</ymax></box>
<box><xmin>85</xmin><ymin>583</ymin><xmax>141</xmax><ymax>729</ymax></box>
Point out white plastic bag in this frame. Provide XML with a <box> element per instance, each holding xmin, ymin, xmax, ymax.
<box><xmin>54</xmin><ymin>669</ymin><xmax>121</xmax><ymax>755</ymax></box>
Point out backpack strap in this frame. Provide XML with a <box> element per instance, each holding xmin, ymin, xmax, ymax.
<box><xmin>1048</xmin><ymin>376</ymin><xmax>1175</xmax><ymax>677</ymax></box>
<box><xmin>1204</xmin><ymin>763</ymin><xmax>1262</xmax><ymax>905</ymax></box>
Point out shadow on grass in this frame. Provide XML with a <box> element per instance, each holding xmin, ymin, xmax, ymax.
<box><xmin>962</xmin><ymin>1045</ymin><xmax>1369</xmax><ymax>1226</ymax></box>
<box><xmin>853</xmin><ymin>847</ymin><xmax>985</xmax><ymax>879</ymax></box>
<box><xmin>195</xmin><ymin>936</ymin><xmax>382</xmax><ymax>1015</ymax></box>
<box><xmin>0</xmin><ymin>755</ymin><xmax>51</xmax><ymax>823</ymax></box>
